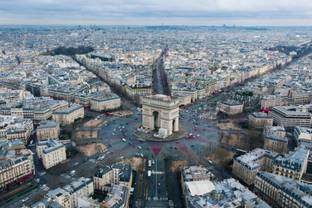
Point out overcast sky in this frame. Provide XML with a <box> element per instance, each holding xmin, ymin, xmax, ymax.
<box><xmin>1</xmin><ymin>0</ymin><xmax>312</xmax><ymax>26</ymax></box>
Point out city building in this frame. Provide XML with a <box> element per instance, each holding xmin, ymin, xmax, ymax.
<box><xmin>260</xmin><ymin>95</ymin><xmax>286</xmax><ymax>109</ymax></box>
<box><xmin>288</xmin><ymin>90</ymin><xmax>312</xmax><ymax>105</ymax></box>
<box><xmin>181</xmin><ymin>166</ymin><xmax>214</xmax><ymax>182</ymax></box>
<box><xmin>269</xmin><ymin>106</ymin><xmax>312</xmax><ymax>128</ymax></box>
<box><xmin>218</xmin><ymin>100</ymin><xmax>244</xmax><ymax>116</ymax></box>
<box><xmin>93</xmin><ymin>163</ymin><xmax>132</xmax><ymax>207</ymax></box>
<box><xmin>36</xmin><ymin>120</ymin><xmax>60</xmax><ymax>140</ymax></box>
<box><xmin>93</xmin><ymin>163</ymin><xmax>132</xmax><ymax>192</ymax></box>
<box><xmin>94</xmin><ymin>166</ymin><xmax>120</xmax><ymax>192</ymax></box>
<box><xmin>181</xmin><ymin>166</ymin><xmax>270</xmax><ymax>208</ymax></box>
<box><xmin>36</xmin><ymin>139</ymin><xmax>66</xmax><ymax>169</ymax></box>
<box><xmin>273</xmin><ymin>145</ymin><xmax>309</xmax><ymax>180</ymax></box>
<box><xmin>0</xmin><ymin>115</ymin><xmax>33</xmax><ymax>143</ymax></box>
<box><xmin>142</xmin><ymin>94</ymin><xmax>179</xmax><ymax>138</ymax></box>
<box><xmin>264</xmin><ymin>134</ymin><xmax>288</xmax><ymax>154</ymax></box>
<box><xmin>90</xmin><ymin>92</ymin><xmax>121</xmax><ymax>111</ymax></box>
<box><xmin>0</xmin><ymin>97</ymin><xmax>68</xmax><ymax>123</ymax></box>
<box><xmin>33</xmin><ymin>177</ymin><xmax>98</xmax><ymax>208</ymax></box>
<box><xmin>101</xmin><ymin>185</ymin><xmax>129</xmax><ymax>208</ymax></box>
<box><xmin>248</xmin><ymin>112</ymin><xmax>273</xmax><ymax>129</ymax></box>
<box><xmin>254</xmin><ymin>171</ymin><xmax>312</xmax><ymax>208</ymax></box>
<box><xmin>232</xmin><ymin>148</ymin><xmax>278</xmax><ymax>186</ymax></box>
<box><xmin>294</xmin><ymin>126</ymin><xmax>312</xmax><ymax>149</ymax></box>
<box><xmin>45</xmin><ymin>187</ymin><xmax>72</xmax><ymax>208</ymax></box>
<box><xmin>263</xmin><ymin>126</ymin><xmax>286</xmax><ymax>138</ymax></box>
<box><xmin>0</xmin><ymin>140</ymin><xmax>34</xmax><ymax>189</ymax></box>
<box><xmin>63</xmin><ymin>177</ymin><xmax>94</xmax><ymax>208</ymax></box>
<box><xmin>52</xmin><ymin>104</ymin><xmax>84</xmax><ymax>126</ymax></box>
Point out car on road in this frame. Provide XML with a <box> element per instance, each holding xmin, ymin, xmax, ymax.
<box><xmin>98</xmin><ymin>156</ymin><xmax>105</xmax><ymax>160</ymax></box>
<box><xmin>21</xmin><ymin>197</ymin><xmax>29</xmax><ymax>202</ymax></box>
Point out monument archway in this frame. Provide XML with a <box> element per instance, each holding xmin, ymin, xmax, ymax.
<box><xmin>153</xmin><ymin>111</ymin><xmax>160</xmax><ymax>130</ymax></box>
<box><xmin>142</xmin><ymin>94</ymin><xmax>180</xmax><ymax>138</ymax></box>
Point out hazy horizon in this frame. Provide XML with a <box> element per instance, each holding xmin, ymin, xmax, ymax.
<box><xmin>1</xmin><ymin>0</ymin><xmax>312</xmax><ymax>26</ymax></box>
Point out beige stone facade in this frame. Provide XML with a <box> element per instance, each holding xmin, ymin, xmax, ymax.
<box><xmin>36</xmin><ymin>140</ymin><xmax>66</xmax><ymax>169</ymax></box>
<box><xmin>94</xmin><ymin>167</ymin><xmax>120</xmax><ymax>192</ymax></box>
<box><xmin>248</xmin><ymin>112</ymin><xmax>273</xmax><ymax>129</ymax></box>
<box><xmin>254</xmin><ymin>172</ymin><xmax>312</xmax><ymax>208</ymax></box>
<box><xmin>52</xmin><ymin>104</ymin><xmax>84</xmax><ymax>126</ymax></box>
<box><xmin>0</xmin><ymin>156</ymin><xmax>34</xmax><ymax>188</ymax></box>
<box><xmin>218</xmin><ymin>100</ymin><xmax>244</xmax><ymax>116</ymax></box>
<box><xmin>6</xmin><ymin>125</ymin><xmax>33</xmax><ymax>142</ymax></box>
<box><xmin>264</xmin><ymin>135</ymin><xmax>288</xmax><ymax>154</ymax></box>
<box><xmin>36</xmin><ymin>120</ymin><xmax>60</xmax><ymax>140</ymax></box>
<box><xmin>46</xmin><ymin>188</ymin><xmax>72</xmax><ymax>208</ymax></box>
<box><xmin>90</xmin><ymin>95</ymin><xmax>121</xmax><ymax>111</ymax></box>
<box><xmin>232</xmin><ymin>148</ymin><xmax>277</xmax><ymax>186</ymax></box>
<box><xmin>142</xmin><ymin>94</ymin><xmax>179</xmax><ymax>137</ymax></box>
<box><xmin>260</xmin><ymin>96</ymin><xmax>285</xmax><ymax>109</ymax></box>
<box><xmin>263</xmin><ymin>126</ymin><xmax>286</xmax><ymax>138</ymax></box>
<box><xmin>272</xmin><ymin>146</ymin><xmax>309</xmax><ymax>180</ymax></box>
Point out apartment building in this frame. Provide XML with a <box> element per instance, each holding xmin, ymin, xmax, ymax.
<box><xmin>101</xmin><ymin>185</ymin><xmax>129</xmax><ymax>208</ymax></box>
<box><xmin>181</xmin><ymin>166</ymin><xmax>270</xmax><ymax>208</ymax></box>
<box><xmin>248</xmin><ymin>112</ymin><xmax>273</xmax><ymax>129</ymax></box>
<box><xmin>36</xmin><ymin>139</ymin><xmax>66</xmax><ymax>169</ymax></box>
<box><xmin>52</xmin><ymin>104</ymin><xmax>84</xmax><ymax>126</ymax></box>
<box><xmin>273</xmin><ymin>146</ymin><xmax>309</xmax><ymax>180</ymax></box>
<box><xmin>93</xmin><ymin>163</ymin><xmax>132</xmax><ymax>192</ymax></box>
<box><xmin>263</xmin><ymin>126</ymin><xmax>286</xmax><ymax>138</ymax></box>
<box><xmin>294</xmin><ymin>126</ymin><xmax>312</xmax><ymax>149</ymax></box>
<box><xmin>264</xmin><ymin>134</ymin><xmax>288</xmax><ymax>154</ymax></box>
<box><xmin>254</xmin><ymin>171</ymin><xmax>312</xmax><ymax>208</ymax></box>
<box><xmin>0</xmin><ymin>140</ymin><xmax>34</xmax><ymax>189</ymax></box>
<box><xmin>46</xmin><ymin>188</ymin><xmax>72</xmax><ymax>208</ymax></box>
<box><xmin>218</xmin><ymin>100</ymin><xmax>244</xmax><ymax>116</ymax></box>
<box><xmin>33</xmin><ymin>177</ymin><xmax>98</xmax><ymax>208</ymax></box>
<box><xmin>0</xmin><ymin>115</ymin><xmax>33</xmax><ymax>143</ymax></box>
<box><xmin>63</xmin><ymin>177</ymin><xmax>94</xmax><ymax>208</ymax></box>
<box><xmin>36</xmin><ymin>120</ymin><xmax>60</xmax><ymax>140</ymax></box>
<box><xmin>0</xmin><ymin>97</ymin><xmax>68</xmax><ymax>123</ymax></box>
<box><xmin>90</xmin><ymin>93</ymin><xmax>121</xmax><ymax>112</ymax></box>
<box><xmin>232</xmin><ymin>148</ymin><xmax>278</xmax><ymax>186</ymax></box>
<box><xmin>269</xmin><ymin>106</ymin><xmax>312</xmax><ymax>128</ymax></box>
<box><xmin>260</xmin><ymin>95</ymin><xmax>286</xmax><ymax>109</ymax></box>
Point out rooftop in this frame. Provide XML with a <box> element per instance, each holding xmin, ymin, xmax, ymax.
<box><xmin>185</xmin><ymin>180</ymin><xmax>215</xmax><ymax>196</ymax></box>
<box><xmin>63</xmin><ymin>177</ymin><xmax>92</xmax><ymax>193</ymax></box>
<box><xmin>37</xmin><ymin>139</ymin><xmax>65</xmax><ymax>154</ymax></box>
<box><xmin>235</xmin><ymin>148</ymin><xmax>277</xmax><ymax>170</ymax></box>
<box><xmin>272</xmin><ymin>105</ymin><xmax>311</xmax><ymax>118</ymax></box>
<box><xmin>37</xmin><ymin>120</ymin><xmax>59</xmax><ymax>129</ymax></box>
<box><xmin>274</xmin><ymin>145</ymin><xmax>309</xmax><ymax>171</ymax></box>
<box><xmin>187</xmin><ymin>178</ymin><xmax>270</xmax><ymax>208</ymax></box>
<box><xmin>251</xmin><ymin>112</ymin><xmax>272</xmax><ymax>119</ymax></box>
<box><xmin>221</xmin><ymin>99</ymin><xmax>243</xmax><ymax>106</ymax></box>
<box><xmin>257</xmin><ymin>172</ymin><xmax>312</xmax><ymax>207</ymax></box>
<box><xmin>53</xmin><ymin>103</ymin><xmax>83</xmax><ymax>115</ymax></box>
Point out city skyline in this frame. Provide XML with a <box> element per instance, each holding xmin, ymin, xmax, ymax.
<box><xmin>1</xmin><ymin>0</ymin><xmax>312</xmax><ymax>26</ymax></box>
<box><xmin>1</xmin><ymin>2</ymin><xmax>312</xmax><ymax>207</ymax></box>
